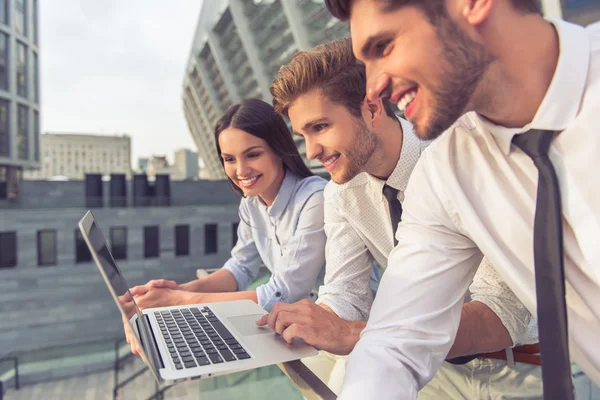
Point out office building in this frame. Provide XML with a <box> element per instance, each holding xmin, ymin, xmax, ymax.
<box><xmin>0</xmin><ymin>0</ymin><xmax>40</xmax><ymax>199</ymax></box>
<box><xmin>173</xmin><ymin>148</ymin><xmax>199</xmax><ymax>180</ymax></box>
<box><xmin>182</xmin><ymin>0</ymin><xmax>349</xmax><ymax>179</ymax></box>
<box><xmin>137</xmin><ymin>157</ymin><xmax>149</xmax><ymax>173</ymax></box>
<box><xmin>23</xmin><ymin>132</ymin><xmax>132</xmax><ymax>180</ymax></box>
<box><xmin>145</xmin><ymin>154</ymin><xmax>174</xmax><ymax>178</ymax></box>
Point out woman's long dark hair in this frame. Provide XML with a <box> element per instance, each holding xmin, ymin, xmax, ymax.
<box><xmin>214</xmin><ymin>98</ymin><xmax>314</xmax><ymax>197</ymax></box>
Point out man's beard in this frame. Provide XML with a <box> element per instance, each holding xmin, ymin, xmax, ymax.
<box><xmin>417</xmin><ymin>16</ymin><xmax>495</xmax><ymax>140</ymax></box>
<box><xmin>332</xmin><ymin>119</ymin><xmax>378</xmax><ymax>184</ymax></box>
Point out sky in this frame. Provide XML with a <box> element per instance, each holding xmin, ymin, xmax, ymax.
<box><xmin>40</xmin><ymin>1</ymin><xmax>203</xmax><ymax>165</ymax></box>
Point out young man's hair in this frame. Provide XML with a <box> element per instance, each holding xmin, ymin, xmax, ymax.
<box><xmin>270</xmin><ymin>38</ymin><xmax>396</xmax><ymax>120</ymax></box>
<box><xmin>325</xmin><ymin>0</ymin><xmax>541</xmax><ymax>22</ymax></box>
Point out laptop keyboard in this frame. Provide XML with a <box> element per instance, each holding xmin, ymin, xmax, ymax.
<box><xmin>154</xmin><ymin>307</ymin><xmax>250</xmax><ymax>370</ymax></box>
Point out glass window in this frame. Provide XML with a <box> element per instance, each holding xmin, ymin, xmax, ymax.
<box><xmin>33</xmin><ymin>110</ymin><xmax>39</xmax><ymax>161</ymax></box>
<box><xmin>204</xmin><ymin>224</ymin><xmax>218</xmax><ymax>254</ymax></box>
<box><xmin>0</xmin><ymin>0</ymin><xmax>7</xmax><ymax>25</ymax></box>
<box><xmin>33</xmin><ymin>52</ymin><xmax>38</xmax><ymax>102</ymax></box>
<box><xmin>75</xmin><ymin>229</ymin><xmax>92</xmax><ymax>263</ymax></box>
<box><xmin>144</xmin><ymin>226</ymin><xmax>159</xmax><ymax>258</ymax></box>
<box><xmin>32</xmin><ymin>0</ymin><xmax>38</xmax><ymax>44</ymax></box>
<box><xmin>0</xmin><ymin>231</ymin><xmax>17</xmax><ymax>268</ymax></box>
<box><xmin>16</xmin><ymin>41</ymin><xmax>27</xmax><ymax>98</ymax></box>
<box><xmin>0</xmin><ymin>166</ymin><xmax>6</xmax><ymax>198</ymax></box>
<box><xmin>37</xmin><ymin>230</ymin><xmax>57</xmax><ymax>266</ymax></box>
<box><xmin>110</xmin><ymin>227</ymin><xmax>127</xmax><ymax>260</ymax></box>
<box><xmin>175</xmin><ymin>225</ymin><xmax>189</xmax><ymax>256</ymax></box>
<box><xmin>14</xmin><ymin>0</ymin><xmax>26</xmax><ymax>36</ymax></box>
<box><xmin>232</xmin><ymin>222</ymin><xmax>239</xmax><ymax>249</ymax></box>
<box><xmin>17</xmin><ymin>104</ymin><xmax>28</xmax><ymax>160</ymax></box>
<box><xmin>0</xmin><ymin>99</ymin><xmax>8</xmax><ymax>157</ymax></box>
<box><xmin>0</xmin><ymin>33</ymin><xmax>8</xmax><ymax>90</ymax></box>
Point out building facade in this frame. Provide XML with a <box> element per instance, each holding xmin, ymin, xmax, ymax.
<box><xmin>182</xmin><ymin>0</ymin><xmax>349</xmax><ymax>180</ymax></box>
<box><xmin>0</xmin><ymin>0</ymin><xmax>40</xmax><ymax>199</ymax></box>
<box><xmin>23</xmin><ymin>132</ymin><xmax>132</xmax><ymax>180</ymax></box>
<box><xmin>0</xmin><ymin>178</ymin><xmax>240</xmax><ymax>360</ymax></box>
<box><xmin>173</xmin><ymin>148</ymin><xmax>199</xmax><ymax>180</ymax></box>
<box><xmin>145</xmin><ymin>154</ymin><xmax>173</xmax><ymax>178</ymax></box>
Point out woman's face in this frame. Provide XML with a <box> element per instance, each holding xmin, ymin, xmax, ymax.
<box><xmin>218</xmin><ymin>127</ymin><xmax>284</xmax><ymax>203</ymax></box>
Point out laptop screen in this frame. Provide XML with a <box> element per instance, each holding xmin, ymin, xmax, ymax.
<box><xmin>79</xmin><ymin>211</ymin><xmax>161</xmax><ymax>381</ymax></box>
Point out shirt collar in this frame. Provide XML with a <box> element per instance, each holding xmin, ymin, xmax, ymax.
<box><xmin>479</xmin><ymin>19</ymin><xmax>590</xmax><ymax>155</ymax></box>
<box><xmin>386</xmin><ymin>118</ymin><xmax>421</xmax><ymax>192</ymax></box>
<box><xmin>267</xmin><ymin>170</ymin><xmax>298</xmax><ymax>219</ymax></box>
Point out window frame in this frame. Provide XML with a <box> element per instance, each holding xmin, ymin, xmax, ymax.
<box><xmin>110</xmin><ymin>226</ymin><xmax>128</xmax><ymax>260</ymax></box>
<box><xmin>0</xmin><ymin>231</ymin><xmax>17</xmax><ymax>268</ymax></box>
<box><xmin>74</xmin><ymin>228</ymin><xmax>92</xmax><ymax>264</ymax></box>
<box><xmin>174</xmin><ymin>224</ymin><xmax>190</xmax><ymax>257</ymax></box>
<box><xmin>143</xmin><ymin>225</ymin><xmax>160</xmax><ymax>259</ymax></box>
<box><xmin>204</xmin><ymin>224</ymin><xmax>218</xmax><ymax>255</ymax></box>
<box><xmin>37</xmin><ymin>229</ymin><xmax>57</xmax><ymax>267</ymax></box>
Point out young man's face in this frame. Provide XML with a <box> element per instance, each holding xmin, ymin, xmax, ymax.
<box><xmin>288</xmin><ymin>88</ymin><xmax>378</xmax><ymax>184</ymax></box>
<box><xmin>348</xmin><ymin>0</ymin><xmax>493</xmax><ymax>140</ymax></box>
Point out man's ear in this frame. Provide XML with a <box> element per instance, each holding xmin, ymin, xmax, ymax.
<box><xmin>364</xmin><ymin>96</ymin><xmax>384</xmax><ymax>128</ymax></box>
<box><xmin>459</xmin><ymin>0</ymin><xmax>494</xmax><ymax>26</ymax></box>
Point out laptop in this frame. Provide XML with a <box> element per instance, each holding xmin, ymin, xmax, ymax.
<box><xmin>78</xmin><ymin>210</ymin><xmax>318</xmax><ymax>385</ymax></box>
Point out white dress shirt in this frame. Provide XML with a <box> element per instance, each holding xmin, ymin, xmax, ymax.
<box><xmin>318</xmin><ymin>119</ymin><xmax>534</xmax><ymax>346</ymax></box>
<box><xmin>222</xmin><ymin>171</ymin><xmax>327</xmax><ymax>311</ymax></box>
<box><xmin>340</xmin><ymin>20</ymin><xmax>600</xmax><ymax>399</ymax></box>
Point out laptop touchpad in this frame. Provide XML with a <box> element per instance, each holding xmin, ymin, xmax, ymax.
<box><xmin>227</xmin><ymin>314</ymin><xmax>273</xmax><ymax>336</ymax></box>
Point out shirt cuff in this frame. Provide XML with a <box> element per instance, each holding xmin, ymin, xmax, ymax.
<box><xmin>222</xmin><ymin>261</ymin><xmax>252</xmax><ymax>292</ymax></box>
<box><xmin>316</xmin><ymin>293</ymin><xmax>367</xmax><ymax>321</ymax></box>
<box><xmin>470</xmin><ymin>296</ymin><xmax>531</xmax><ymax>347</ymax></box>
<box><xmin>256</xmin><ymin>283</ymin><xmax>287</xmax><ymax>312</ymax></box>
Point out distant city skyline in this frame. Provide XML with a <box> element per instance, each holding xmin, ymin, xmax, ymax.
<box><xmin>40</xmin><ymin>1</ymin><xmax>203</xmax><ymax>167</ymax></box>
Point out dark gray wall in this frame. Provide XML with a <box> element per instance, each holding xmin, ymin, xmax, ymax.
<box><xmin>5</xmin><ymin>179</ymin><xmax>241</xmax><ymax>209</ymax></box>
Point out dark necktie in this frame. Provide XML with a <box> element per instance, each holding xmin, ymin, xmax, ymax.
<box><xmin>382</xmin><ymin>184</ymin><xmax>402</xmax><ymax>246</ymax></box>
<box><xmin>513</xmin><ymin>129</ymin><xmax>573</xmax><ymax>399</ymax></box>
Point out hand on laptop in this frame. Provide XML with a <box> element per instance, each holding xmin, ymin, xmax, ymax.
<box><xmin>133</xmin><ymin>287</ymin><xmax>195</xmax><ymax>310</ymax></box>
<box><xmin>118</xmin><ymin>292</ymin><xmax>137</xmax><ymax>319</ymax></box>
<box><xmin>129</xmin><ymin>279</ymin><xmax>179</xmax><ymax>297</ymax></box>
<box><xmin>255</xmin><ymin>299</ymin><xmax>363</xmax><ymax>355</ymax></box>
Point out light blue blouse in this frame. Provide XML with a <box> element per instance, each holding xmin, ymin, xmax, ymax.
<box><xmin>222</xmin><ymin>171</ymin><xmax>327</xmax><ymax>311</ymax></box>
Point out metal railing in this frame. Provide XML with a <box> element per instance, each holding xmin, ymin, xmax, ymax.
<box><xmin>0</xmin><ymin>356</ymin><xmax>20</xmax><ymax>398</ymax></box>
<box><xmin>112</xmin><ymin>338</ymin><xmax>168</xmax><ymax>400</ymax></box>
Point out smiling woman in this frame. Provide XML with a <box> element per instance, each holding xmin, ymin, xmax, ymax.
<box><xmin>123</xmin><ymin>99</ymin><xmax>329</xmax><ymax>356</ymax></box>
<box><xmin>214</xmin><ymin>98</ymin><xmax>315</xmax><ymax>204</ymax></box>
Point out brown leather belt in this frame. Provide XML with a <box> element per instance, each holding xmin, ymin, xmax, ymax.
<box><xmin>480</xmin><ymin>343</ymin><xmax>541</xmax><ymax>366</ymax></box>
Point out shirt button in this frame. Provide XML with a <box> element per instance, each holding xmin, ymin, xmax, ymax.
<box><xmin>275</xmin><ymin>291</ymin><xmax>282</xmax><ymax>297</ymax></box>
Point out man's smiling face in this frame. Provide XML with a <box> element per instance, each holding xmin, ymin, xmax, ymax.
<box><xmin>288</xmin><ymin>88</ymin><xmax>378</xmax><ymax>184</ymax></box>
<box><xmin>349</xmin><ymin>0</ymin><xmax>494</xmax><ymax>140</ymax></box>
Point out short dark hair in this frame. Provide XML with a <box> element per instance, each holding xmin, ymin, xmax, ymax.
<box><xmin>214</xmin><ymin>98</ymin><xmax>313</xmax><ymax>197</ymax></box>
<box><xmin>325</xmin><ymin>0</ymin><xmax>540</xmax><ymax>22</ymax></box>
<box><xmin>270</xmin><ymin>38</ymin><xmax>396</xmax><ymax>120</ymax></box>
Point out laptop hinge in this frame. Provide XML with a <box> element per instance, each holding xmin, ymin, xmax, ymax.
<box><xmin>136</xmin><ymin>315</ymin><xmax>165</xmax><ymax>369</ymax></box>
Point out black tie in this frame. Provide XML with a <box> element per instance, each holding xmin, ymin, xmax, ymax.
<box><xmin>512</xmin><ymin>129</ymin><xmax>573</xmax><ymax>399</ymax></box>
<box><xmin>382</xmin><ymin>184</ymin><xmax>402</xmax><ymax>246</ymax></box>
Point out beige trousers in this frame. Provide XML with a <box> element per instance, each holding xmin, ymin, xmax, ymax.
<box><xmin>302</xmin><ymin>352</ymin><xmax>543</xmax><ymax>399</ymax></box>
